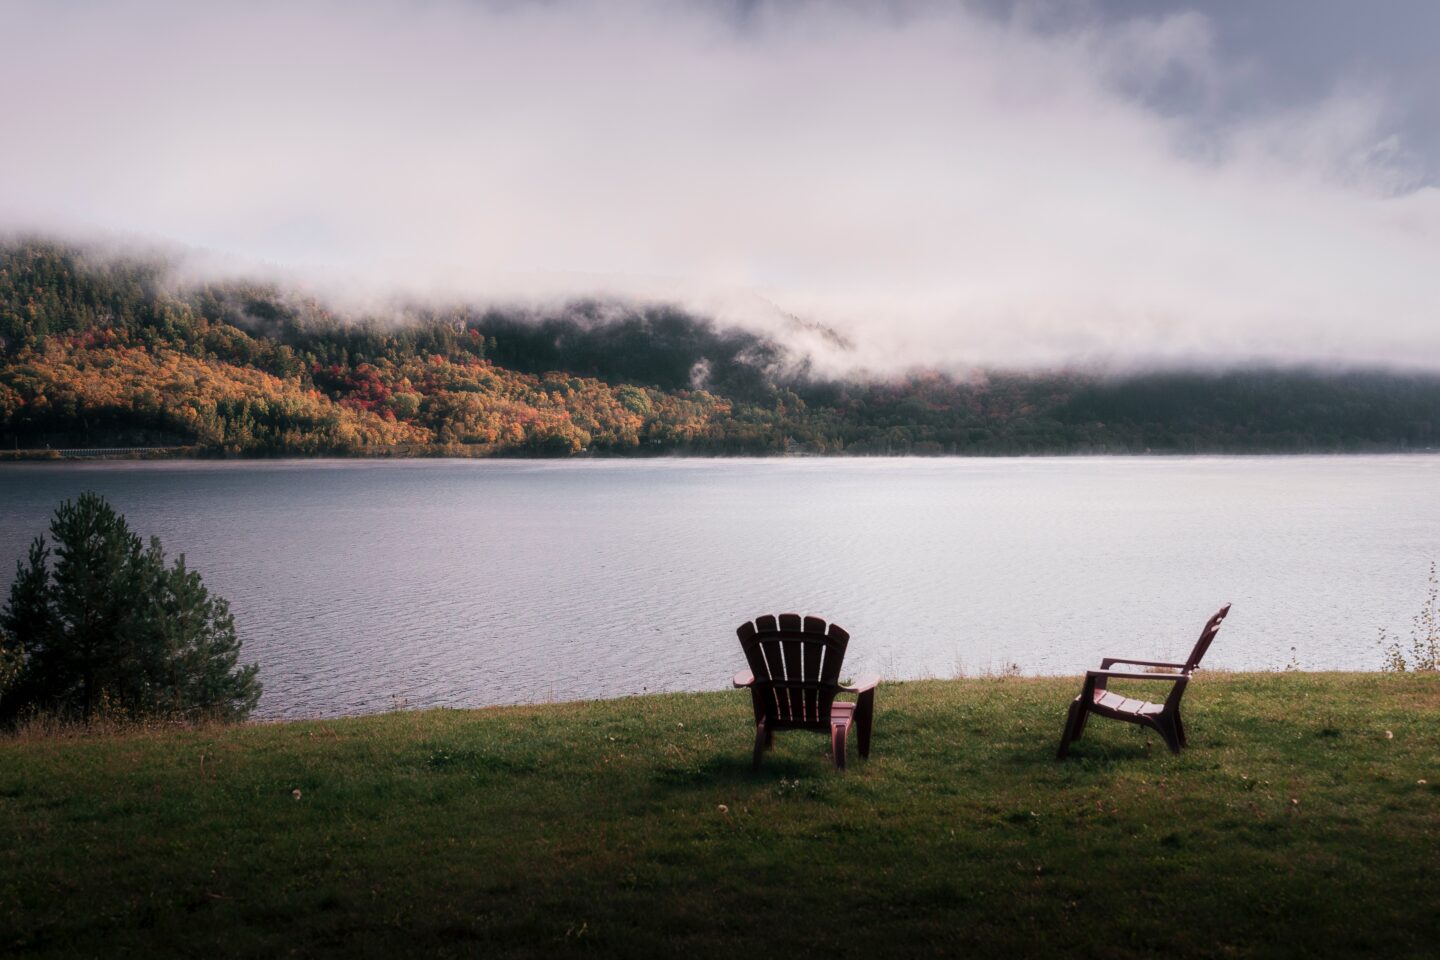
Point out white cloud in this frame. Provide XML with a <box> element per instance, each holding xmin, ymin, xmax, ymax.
<box><xmin>1</xmin><ymin>0</ymin><xmax>1437</xmax><ymax>372</ymax></box>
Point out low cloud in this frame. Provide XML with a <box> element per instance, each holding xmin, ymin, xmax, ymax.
<box><xmin>1</xmin><ymin>0</ymin><xmax>1437</xmax><ymax>372</ymax></box>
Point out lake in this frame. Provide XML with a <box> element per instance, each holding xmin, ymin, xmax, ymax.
<box><xmin>2</xmin><ymin>456</ymin><xmax>1436</xmax><ymax>718</ymax></box>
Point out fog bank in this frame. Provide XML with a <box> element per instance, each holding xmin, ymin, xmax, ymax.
<box><xmin>2</xmin><ymin>0</ymin><xmax>1438</xmax><ymax>372</ymax></box>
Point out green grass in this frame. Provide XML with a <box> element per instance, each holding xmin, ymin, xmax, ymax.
<box><xmin>2</xmin><ymin>673</ymin><xmax>1438</xmax><ymax>958</ymax></box>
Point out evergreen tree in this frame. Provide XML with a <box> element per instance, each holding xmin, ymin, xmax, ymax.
<box><xmin>0</xmin><ymin>493</ymin><xmax>260</xmax><ymax>722</ymax></box>
<box><xmin>0</xmin><ymin>611</ymin><xmax>22</xmax><ymax>710</ymax></box>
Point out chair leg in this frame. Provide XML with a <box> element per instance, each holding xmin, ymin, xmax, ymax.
<box><xmin>1155</xmin><ymin>715</ymin><xmax>1182</xmax><ymax>754</ymax></box>
<box><xmin>831</xmin><ymin>721</ymin><xmax>848</xmax><ymax>770</ymax></box>
<box><xmin>1174</xmin><ymin>709</ymin><xmax>1187</xmax><ymax>747</ymax></box>
<box><xmin>855</xmin><ymin>689</ymin><xmax>875</xmax><ymax>759</ymax></box>
<box><xmin>1058</xmin><ymin>699</ymin><xmax>1084</xmax><ymax>759</ymax></box>
<box><xmin>752</xmin><ymin>721</ymin><xmax>768</xmax><ymax>770</ymax></box>
<box><xmin>1072</xmin><ymin>700</ymin><xmax>1090</xmax><ymax>741</ymax></box>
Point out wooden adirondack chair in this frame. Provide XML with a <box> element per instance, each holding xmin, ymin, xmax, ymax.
<box><xmin>1057</xmin><ymin>604</ymin><xmax>1231</xmax><ymax>759</ymax></box>
<box><xmin>733</xmin><ymin>614</ymin><xmax>878</xmax><ymax>770</ymax></box>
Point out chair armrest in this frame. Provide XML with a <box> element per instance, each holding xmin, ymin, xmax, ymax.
<box><xmin>732</xmin><ymin>669</ymin><xmax>755</xmax><ymax>688</ymax></box>
<box><xmin>840</xmin><ymin>674</ymin><xmax>880</xmax><ymax>694</ymax></box>
<box><xmin>1087</xmin><ymin>669</ymin><xmax>1187</xmax><ymax>683</ymax></box>
<box><xmin>1099</xmin><ymin>657</ymin><xmax>1186</xmax><ymax>670</ymax></box>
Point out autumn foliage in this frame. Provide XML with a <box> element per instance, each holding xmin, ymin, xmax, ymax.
<box><xmin>0</xmin><ymin>242</ymin><xmax>749</xmax><ymax>454</ymax></box>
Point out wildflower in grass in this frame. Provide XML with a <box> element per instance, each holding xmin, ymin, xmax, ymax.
<box><xmin>1378</xmin><ymin>561</ymin><xmax>1439</xmax><ymax>672</ymax></box>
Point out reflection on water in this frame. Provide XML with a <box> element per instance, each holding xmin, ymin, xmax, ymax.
<box><xmin>2</xmin><ymin>456</ymin><xmax>1436</xmax><ymax>718</ymax></box>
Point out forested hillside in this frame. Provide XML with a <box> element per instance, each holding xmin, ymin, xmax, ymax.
<box><xmin>2</xmin><ymin>239</ymin><xmax>1438</xmax><ymax>456</ymax></box>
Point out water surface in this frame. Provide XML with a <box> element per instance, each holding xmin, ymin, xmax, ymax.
<box><xmin>2</xmin><ymin>456</ymin><xmax>1435</xmax><ymax>718</ymax></box>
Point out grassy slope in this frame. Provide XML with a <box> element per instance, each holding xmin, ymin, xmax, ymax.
<box><xmin>2</xmin><ymin>673</ymin><xmax>1438</xmax><ymax>959</ymax></box>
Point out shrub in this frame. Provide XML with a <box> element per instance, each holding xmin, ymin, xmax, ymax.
<box><xmin>1378</xmin><ymin>561</ymin><xmax>1440</xmax><ymax>672</ymax></box>
<box><xmin>0</xmin><ymin>492</ymin><xmax>261</xmax><ymax>722</ymax></box>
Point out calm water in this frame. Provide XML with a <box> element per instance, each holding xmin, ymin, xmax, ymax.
<box><xmin>1</xmin><ymin>456</ymin><xmax>1436</xmax><ymax>718</ymax></box>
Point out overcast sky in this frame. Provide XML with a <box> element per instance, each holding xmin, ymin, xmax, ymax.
<box><xmin>2</xmin><ymin>0</ymin><xmax>1438</xmax><ymax>372</ymax></box>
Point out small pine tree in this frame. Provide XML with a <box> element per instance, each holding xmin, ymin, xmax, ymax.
<box><xmin>0</xmin><ymin>629</ymin><xmax>20</xmax><ymax>709</ymax></box>
<box><xmin>0</xmin><ymin>493</ymin><xmax>260</xmax><ymax>722</ymax></box>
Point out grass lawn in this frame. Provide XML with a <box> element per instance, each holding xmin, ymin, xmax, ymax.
<box><xmin>2</xmin><ymin>673</ymin><xmax>1438</xmax><ymax>958</ymax></box>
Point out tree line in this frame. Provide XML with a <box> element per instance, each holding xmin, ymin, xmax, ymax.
<box><xmin>3</xmin><ymin>238</ymin><xmax>1439</xmax><ymax>456</ymax></box>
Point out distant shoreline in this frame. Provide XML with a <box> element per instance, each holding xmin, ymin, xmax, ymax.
<box><xmin>4</xmin><ymin>445</ymin><xmax>1438</xmax><ymax>463</ymax></box>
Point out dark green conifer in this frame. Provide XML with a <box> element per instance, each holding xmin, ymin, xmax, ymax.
<box><xmin>0</xmin><ymin>493</ymin><xmax>260</xmax><ymax>722</ymax></box>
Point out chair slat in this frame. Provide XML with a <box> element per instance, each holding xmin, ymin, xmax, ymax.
<box><xmin>1184</xmin><ymin>603</ymin><xmax>1232</xmax><ymax>671</ymax></box>
<box><xmin>759</xmin><ymin>639</ymin><xmax>784</xmax><ymax>681</ymax></box>
<box><xmin>802</xmin><ymin>631</ymin><xmax>823</xmax><ymax>722</ymax></box>
<box><xmin>736</xmin><ymin>620</ymin><xmax>770</xmax><ymax>682</ymax></box>
<box><xmin>820</xmin><ymin>623</ymin><xmax>849</xmax><ymax>683</ymax></box>
<box><xmin>781</xmin><ymin>640</ymin><xmax>805</xmax><ymax>719</ymax></box>
<box><xmin>802</xmin><ymin>636</ymin><xmax>823</xmax><ymax>683</ymax></box>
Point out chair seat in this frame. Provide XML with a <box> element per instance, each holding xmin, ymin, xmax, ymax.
<box><xmin>1087</xmin><ymin>689</ymin><xmax>1165</xmax><ymax>717</ymax></box>
<box><xmin>768</xmin><ymin>701</ymin><xmax>854</xmax><ymax>732</ymax></box>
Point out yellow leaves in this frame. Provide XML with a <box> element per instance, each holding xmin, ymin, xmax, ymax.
<box><xmin>4</xmin><ymin>340</ymin><xmax>429</xmax><ymax>451</ymax></box>
<box><xmin>5</xmin><ymin>334</ymin><xmax>734</xmax><ymax>454</ymax></box>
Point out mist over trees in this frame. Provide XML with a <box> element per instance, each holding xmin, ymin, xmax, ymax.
<box><xmin>2</xmin><ymin>237</ymin><xmax>1438</xmax><ymax>457</ymax></box>
<box><xmin>458</xmin><ymin>303</ymin><xmax>786</xmax><ymax>402</ymax></box>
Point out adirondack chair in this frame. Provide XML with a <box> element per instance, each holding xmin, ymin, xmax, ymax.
<box><xmin>733</xmin><ymin>614</ymin><xmax>878</xmax><ymax>770</ymax></box>
<box><xmin>1057</xmin><ymin>604</ymin><xmax>1231</xmax><ymax>759</ymax></box>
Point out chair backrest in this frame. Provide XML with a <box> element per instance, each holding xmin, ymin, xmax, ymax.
<box><xmin>737</xmin><ymin>614</ymin><xmax>850</xmax><ymax>728</ymax></box>
<box><xmin>1183</xmin><ymin>604</ymin><xmax>1231</xmax><ymax>671</ymax></box>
